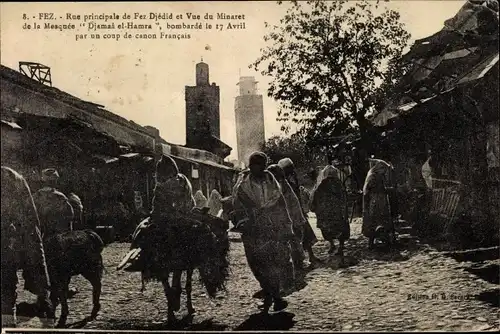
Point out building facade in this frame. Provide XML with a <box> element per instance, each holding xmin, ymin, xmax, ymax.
<box><xmin>234</xmin><ymin>76</ymin><xmax>265</xmax><ymax>166</ymax></box>
<box><xmin>1</xmin><ymin>62</ymin><xmax>237</xmax><ymax>235</ymax></box>
<box><xmin>369</xmin><ymin>0</ymin><xmax>499</xmax><ymax>248</ymax></box>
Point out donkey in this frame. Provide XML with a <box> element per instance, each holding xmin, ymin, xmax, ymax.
<box><xmin>118</xmin><ymin>207</ymin><xmax>230</xmax><ymax>323</ymax></box>
<box><xmin>44</xmin><ymin>229</ymin><xmax>104</xmax><ymax>328</ymax></box>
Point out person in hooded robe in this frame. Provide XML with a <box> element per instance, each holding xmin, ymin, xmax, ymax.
<box><xmin>278</xmin><ymin>158</ymin><xmax>321</xmax><ymax>266</ymax></box>
<box><xmin>32</xmin><ymin>168</ymin><xmax>74</xmax><ymax>238</ymax></box>
<box><xmin>310</xmin><ymin>165</ymin><xmax>350</xmax><ymax>259</ymax></box>
<box><xmin>362</xmin><ymin>159</ymin><xmax>394</xmax><ymax>248</ymax></box>
<box><xmin>207</xmin><ymin>189</ymin><xmax>223</xmax><ymax>217</ymax></box>
<box><xmin>149</xmin><ymin>155</ymin><xmax>195</xmax><ymax>309</ymax></box>
<box><xmin>267</xmin><ymin>164</ymin><xmax>305</xmax><ymax>283</ymax></box>
<box><xmin>135</xmin><ymin>156</ymin><xmax>180</xmax><ymax>291</ymax></box>
<box><xmin>1</xmin><ymin>166</ymin><xmax>53</xmax><ymax>327</ymax></box>
<box><xmin>233</xmin><ymin>152</ymin><xmax>294</xmax><ymax>314</ymax></box>
<box><xmin>421</xmin><ymin>154</ymin><xmax>433</xmax><ymax>189</ymax></box>
<box><xmin>150</xmin><ymin>157</ymin><xmax>195</xmax><ymax>218</ymax></box>
<box><xmin>194</xmin><ymin>190</ymin><xmax>208</xmax><ymax>209</ymax></box>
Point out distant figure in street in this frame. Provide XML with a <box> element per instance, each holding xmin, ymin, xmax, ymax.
<box><xmin>1</xmin><ymin>166</ymin><xmax>53</xmax><ymax>327</ymax></box>
<box><xmin>207</xmin><ymin>189</ymin><xmax>223</xmax><ymax>217</ymax></box>
<box><xmin>308</xmin><ymin>168</ymin><xmax>319</xmax><ymax>188</ymax></box>
<box><xmin>220</xmin><ymin>195</ymin><xmax>235</xmax><ymax>225</ymax></box>
<box><xmin>299</xmin><ymin>186</ymin><xmax>311</xmax><ymax>214</ymax></box>
<box><xmin>133</xmin><ymin>190</ymin><xmax>147</xmax><ymax>216</ymax></box>
<box><xmin>130</xmin><ymin>190</ymin><xmax>148</xmax><ymax>231</ymax></box>
<box><xmin>268</xmin><ymin>164</ymin><xmax>306</xmax><ymax>279</ymax></box>
<box><xmin>362</xmin><ymin>159</ymin><xmax>394</xmax><ymax>248</ymax></box>
<box><xmin>278</xmin><ymin>158</ymin><xmax>321</xmax><ymax>266</ymax></box>
<box><xmin>421</xmin><ymin>155</ymin><xmax>433</xmax><ymax>189</ymax></box>
<box><xmin>110</xmin><ymin>193</ymin><xmax>131</xmax><ymax>241</ymax></box>
<box><xmin>310</xmin><ymin>165</ymin><xmax>350</xmax><ymax>262</ymax></box>
<box><xmin>234</xmin><ymin>152</ymin><xmax>294</xmax><ymax>314</ymax></box>
<box><xmin>194</xmin><ymin>190</ymin><xmax>208</xmax><ymax>209</ymax></box>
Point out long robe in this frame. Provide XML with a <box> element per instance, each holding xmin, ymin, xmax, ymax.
<box><xmin>310</xmin><ymin>166</ymin><xmax>350</xmax><ymax>242</ymax></box>
<box><xmin>280</xmin><ymin>180</ymin><xmax>307</xmax><ymax>266</ymax></box>
<box><xmin>362</xmin><ymin>161</ymin><xmax>393</xmax><ymax>238</ymax></box>
<box><xmin>233</xmin><ymin>170</ymin><xmax>294</xmax><ymax>299</ymax></box>
<box><xmin>285</xmin><ymin>172</ymin><xmax>318</xmax><ymax>248</ymax></box>
<box><xmin>1</xmin><ymin>167</ymin><xmax>51</xmax><ymax>320</ymax></box>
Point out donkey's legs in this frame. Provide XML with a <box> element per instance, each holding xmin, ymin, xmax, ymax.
<box><xmin>82</xmin><ymin>266</ymin><xmax>102</xmax><ymax>319</ymax></box>
<box><xmin>171</xmin><ymin>270</ymin><xmax>182</xmax><ymax>311</ymax></box>
<box><xmin>55</xmin><ymin>278</ymin><xmax>70</xmax><ymax>328</ymax></box>
<box><xmin>161</xmin><ymin>277</ymin><xmax>176</xmax><ymax>323</ymax></box>
<box><xmin>185</xmin><ymin>269</ymin><xmax>195</xmax><ymax>315</ymax></box>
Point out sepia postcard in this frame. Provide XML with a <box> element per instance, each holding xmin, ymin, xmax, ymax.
<box><xmin>1</xmin><ymin>0</ymin><xmax>499</xmax><ymax>332</ymax></box>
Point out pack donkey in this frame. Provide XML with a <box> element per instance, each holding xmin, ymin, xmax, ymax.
<box><xmin>117</xmin><ymin>206</ymin><xmax>230</xmax><ymax>323</ymax></box>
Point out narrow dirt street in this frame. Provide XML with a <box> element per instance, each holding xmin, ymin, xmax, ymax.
<box><xmin>14</xmin><ymin>217</ymin><xmax>499</xmax><ymax>331</ymax></box>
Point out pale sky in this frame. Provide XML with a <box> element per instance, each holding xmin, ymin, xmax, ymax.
<box><xmin>0</xmin><ymin>1</ymin><xmax>465</xmax><ymax>160</ymax></box>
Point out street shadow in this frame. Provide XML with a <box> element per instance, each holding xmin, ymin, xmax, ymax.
<box><xmin>308</xmin><ymin>235</ymin><xmax>426</xmax><ymax>272</ymax></box>
<box><xmin>304</xmin><ymin>254</ymin><xmax>360</xmax><ymax>272</ymax></box>
<box><xmin>16</xmin><ymin>302</ymin><xmax>98</xmax><ymax>330</ymax></box>
<box><xmin>465</xmin><ymin>263</ymin><xmax>499</xmax><ymax>284</ymax></box>
<box><xmin>66</xmin><ymin>317</ymin><xmax>92</xmax><ymax>329</ymax></box>
<box><xmin>476</xmin><ymin>289</ymin><xmax>500</xmax><ymax>308</ymax></box>
<box><xmin>16</xmin><ymin>302</ymin><xmax>39</xmax><ymax>320</ymax></box>
<box><xmin>103</xmin><ymin>314</ymin><xmax>228</xmax><ymax>331</ymax></box>
<box><xmin>15</xmin><ymin>302</ymin><xmax>57</xmax><ymax>328</ymax></box>
<box><xmin>324</xmin><ymin>255</ymin><xmax>360</xmax><ymax>269</ymax></box>
<box><xmin>344</xmin><ymin>236</ymin><xmax>423</xmax><ymax>263</ymax></box>
<box><xmin>234</xmin><ymin>311</ymin><xmax>296</xmax><ymax>331</ymax></box>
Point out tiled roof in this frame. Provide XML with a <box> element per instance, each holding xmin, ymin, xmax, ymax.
<box><xmin>0</xmin><ymin>65</ymin><xmax>153</xmax><ymax>137</ymax></box>
<box><xmin>457</xmin><ymin>52</ymin><xmax>499</xmax><ymax>84</ymax></box>
<box><xmin>372</xmin><ymin>0</ymin><xmax>499</xmax><ymax>127</ymax></box>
